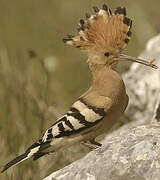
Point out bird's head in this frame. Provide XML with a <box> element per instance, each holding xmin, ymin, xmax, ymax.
<box><xmin>63</xmin><ymin>4</ymin><xmax>157</xmax><ymax>70</ymax></box>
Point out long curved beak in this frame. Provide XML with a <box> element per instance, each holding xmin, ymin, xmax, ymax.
<box><xmin>116</xmin><ymin>54</ymin><xmax>158</xmax><ymax>69</ymax></box>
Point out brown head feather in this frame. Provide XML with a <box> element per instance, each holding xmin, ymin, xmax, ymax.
<box><xmin>63</xmin><ymin>4</ymin><xmax>132</xmax><ymax>56</ymax></box>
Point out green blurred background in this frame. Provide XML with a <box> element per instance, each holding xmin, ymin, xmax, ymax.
<box><xmin>0</xmin><ymin>0</ymin><xmax>159</xmax><ymax>179</ymax></box>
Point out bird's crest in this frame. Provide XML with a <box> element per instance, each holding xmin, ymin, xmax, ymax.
<box><xmin>63</xmin><ymin>4</ymin><xmax>132</xmax><ymax>54</ymax></box>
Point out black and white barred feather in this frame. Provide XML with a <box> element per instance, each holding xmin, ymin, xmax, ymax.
<box><xmin>1</xmin><ymin>98</ymin><xmax>105</xmax><ymax>173</ymax></box>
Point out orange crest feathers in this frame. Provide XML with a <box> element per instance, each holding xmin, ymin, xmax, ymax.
<box><xmin>63</xmin><ymin>4</ymin><xmax>132</xmax><ymax>54</ymax></box>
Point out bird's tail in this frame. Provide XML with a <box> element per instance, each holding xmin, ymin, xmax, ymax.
<box><xmin>1</xmin><ymin>141</ymin><xmax>51</xmax><ymax>173</ymax></box>
<box><xmin>1</xmin><ymin>152</ymin><xmax>32</xmax><ymax>173</ymax></box>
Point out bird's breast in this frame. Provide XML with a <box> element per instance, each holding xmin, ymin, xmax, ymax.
<box><xmin>93</xmin><ymin>68</ymin><xmax>127</xmax><ymax>102</ymax></box>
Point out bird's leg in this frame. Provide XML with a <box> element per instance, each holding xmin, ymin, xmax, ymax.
<box><xmin>90</xmin><ymin>139</ymin><xmax>102</xmax><ymax>147</ymax></box>
<box><xmin>81</xmin><ymin>139</ymin><xmax>102</xmax><ymax>150</ymax></box>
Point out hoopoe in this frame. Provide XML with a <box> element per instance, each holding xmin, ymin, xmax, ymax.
<box><xmin>1</xmin><ymin>4</ymin><xmax>157</xmax><ymax>173</ymax></box>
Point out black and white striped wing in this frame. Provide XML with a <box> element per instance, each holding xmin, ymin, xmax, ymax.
<box><xmin>42</xmin><ymin>98</ymin><xmax>106</xmax><ymax>142</ymax></box>
<box><xmin>1</xmin><ymin>98</ymin><xmax>106</xmax><ymax>173</ymax></box>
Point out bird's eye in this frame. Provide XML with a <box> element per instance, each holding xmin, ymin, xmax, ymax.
<box><xmin>104</xmin><ymin>52</ymin><xmax>110</xmax><ymax>57</ymax></box>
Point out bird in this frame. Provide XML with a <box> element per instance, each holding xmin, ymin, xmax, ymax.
<box><xmin>1</xmin><ymin>4</ymin><xmax>157</xmax><ymax>173</ymax></box>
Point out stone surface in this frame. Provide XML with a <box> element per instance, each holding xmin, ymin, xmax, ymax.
<box><xmin>45</xmin><ymin>124</ymin><xmax>160</xmax><ymax>180</ymax></box>
<box><xmin>44</xmin><ymin>34</ymin><xmax>160</xmax><ymax>180</ymax></box>
<box><xmin>124</xmin><ymin>34</ymin><xmax>160</xmax><ymax>124</ymax></box>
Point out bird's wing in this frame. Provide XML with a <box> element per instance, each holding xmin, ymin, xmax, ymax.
<box><xmin>1</xmin><ymin>97</ymin><xmax>110</xmax><ymax>173</ymax></box>
<box><xmin>41</xmin><ymin>97</ymin><xmax>107</xmax><ymax>141</ymax></box>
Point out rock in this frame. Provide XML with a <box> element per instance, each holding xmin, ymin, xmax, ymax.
<box><xmin>44</xmin><ymin>34</ymin><xmax>160</xmax><ymax>180</ymax></box>
<box><xmin>124</xmin><ymin>34</ymin><xmax>160</xmax><ymax>124</ymax></box>
<box><xmin>44</xmin><ymin>124</ymin><xmax>160</xmax><ymax>180</ymax></box>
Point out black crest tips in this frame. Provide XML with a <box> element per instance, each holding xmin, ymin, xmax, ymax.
<box><xmin>130</xmin><ymin>20</ymin><xmax>133</xmax><ymax>28</ymax></box>
<box><xmin>102</xmin><ymin>4</ymin><xmax>108</xmax><ymax>11</ymax></box>
<box><xmin>67</xmin><ymin>34</ymin><xmax>74</xmax><ymax>38</ymax></box>
<box><xmin>108</xmin><ymin>8</ymin><xmax>112</xmax><ymax>15</ymax></box>
<box><xmin>93</xmin><ymin>6</ymin><xmax>99</xmax><ymax>13</ymax></box>
<box><xmin>122</xmin><ymin>7</ymin><xmax>127</xmax><ymax>16</ymax></box>
<box><xmin>85</xmin><ymin>13</ymin><xmax>91</xmax><ymax>19</ymax></box>
<box><xmin>115</xmin><ymin>7</ymin><xmax>126</xmax><ymax>16</ymax></box>
<box><xmin>80</xmin><ymin>19</ymin><xmax>85</xmax><ymax>25</ymax></box>
<box><xmin>123</xmin><ymin>17</ymin><xmax>132</xmax><ymax>26</ymax></box>
<box><xmin>63</xmin><ymin>39</ymin><xmax>69</xmax><ymax>43</ymax></box>
<box><xmin>124</xmin><ymin>38</ymin><xmax>129</xmax><ymax>44</ymax></box>
<box><xmin>127</xmin><ymin>31</ymin><xmax>132</xmax><ymax>37</ymax></box>
<box><xmin>63</xmin><ymin>37</ymin><xmax>73</xmax><ymax>43</ymax></box>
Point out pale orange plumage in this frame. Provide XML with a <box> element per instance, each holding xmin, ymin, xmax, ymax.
<box><xmin>63</xmin><ymin>5</ymin><xmax>132</xmax><ymax>55</ymax></box>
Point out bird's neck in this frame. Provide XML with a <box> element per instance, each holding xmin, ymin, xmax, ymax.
<box><xmin>89</xmin><ymin>62</ymin><xmax>117</xmax><ymax>80</ymax></box>
<box><xmin>88</xmin><ymin>61</ymin><xmax>126</xmax><ymax>99</ymax></box>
